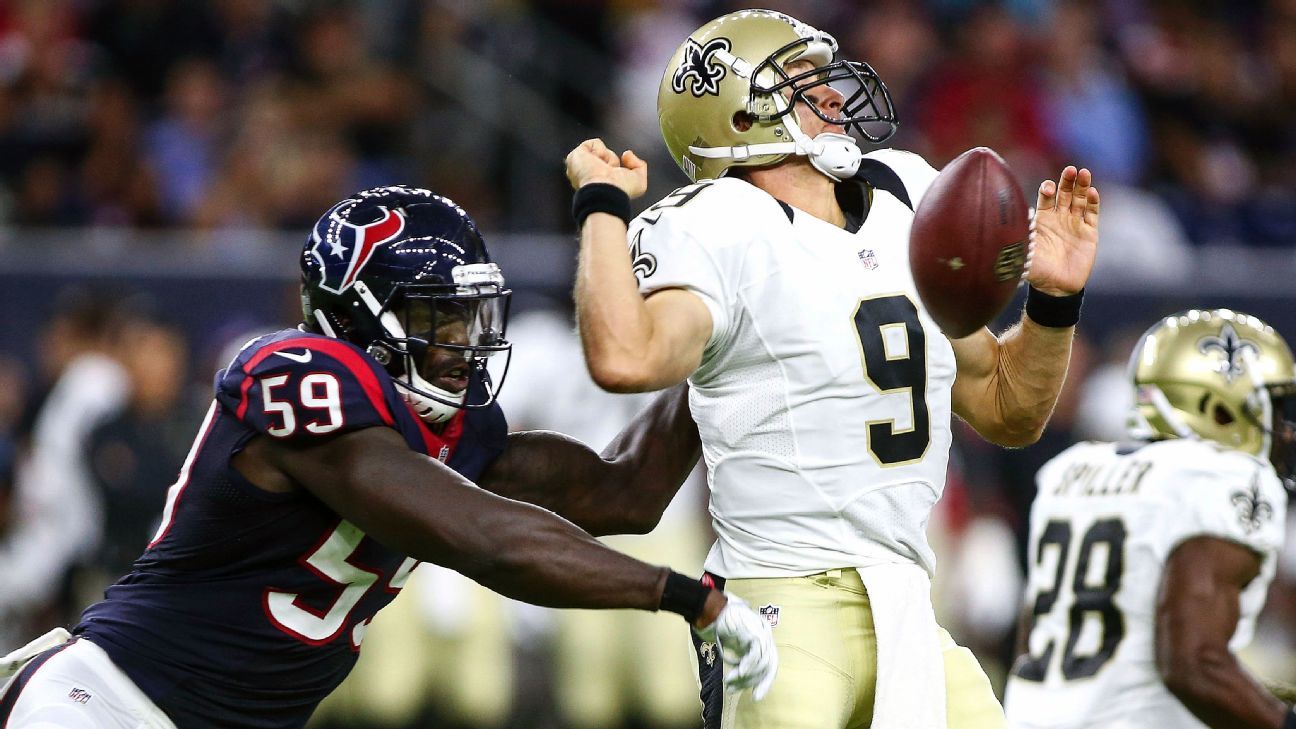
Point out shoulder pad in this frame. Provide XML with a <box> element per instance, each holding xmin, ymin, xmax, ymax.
<box><xmin>216</xmin><ymin>330</ymin><xmax>398</xmax><ymax>440</ymax></box>
<box><xmin>634</xmin><ymin>178</ymin><xmax>780</xmax><ymax>227</ymax></box>
<box><xmin>862</xmin><ymin>148</ymin><xmax>938</xmax><ymax>205</ymax></box>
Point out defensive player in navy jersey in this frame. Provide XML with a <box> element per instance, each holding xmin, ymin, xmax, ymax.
<box><xmin>0</xmin><ymin>186</ymin><xmax>777</xmax><ymax>729</ymax></box>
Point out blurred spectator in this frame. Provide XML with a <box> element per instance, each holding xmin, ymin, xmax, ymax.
<box><xmin>1072</xmin><ymin>325</ymin><xmax>1147</xmax><ymax>444</ymax></box>
<box><xmin>912</xmin><ymin>4</ymin><xmax>1056</xmax><ymax>181</ymax></box>
<box><xmin>840</xmin><ymin>0</ymin><xmax>940</xmax><ymax>128</ymax></box>
<box><xmin>1038</xmin><ymin>3</ymin><xmax>1150</xmax><ymax>185</ymax></box>
<box><xmin>0</xmin><ymin>288</ymin><xmax>133</xmax><ymax>649</ymax></box>
<box><xmin>1083</xmin><ymin>183</ymin><xmax>1193</xmax><ymax>286</ymax></box>
<box><xmin>77</xmin><ymin>317</ymin><xmax>195</xmax><ymax>603</ymax></box>
<box><xmin>0</xmin><ymin>355</ymin><xmax>29</xmax><ymax>534</ymax></box>
<box><xmin>80</xmin><ymin>76</ymin><xmax>163</xmax><ymax>226</ymax></box>
<box><xmin>144</xmin><ymin>59</ymin><xmax>227</xmax><ymax>223</ymax></box>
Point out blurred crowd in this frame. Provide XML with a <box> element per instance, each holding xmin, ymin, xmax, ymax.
<box><xmin>3</xmin><ymin>0</ymin><xmax>1296</xmax><ymax>728</ymax></box>
<box><xmin>1</xmin><ymin>0</ymin><xmax>1295</xmax><ymax>246</ymax></box>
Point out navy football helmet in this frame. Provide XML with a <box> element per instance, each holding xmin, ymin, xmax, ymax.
<box><xmin>300</xmin><ymin>186</ymin><xmax>511</xmax><ymax>424</ymax></box>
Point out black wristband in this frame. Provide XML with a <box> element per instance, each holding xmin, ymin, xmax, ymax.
<box><xmin>1284</xmin><ymin>709</ymin><xmax>1296</xmax><ymax>729</ymax></box>
<box><xmin>659</xmin><ymin>570</ymin><xmax>712</xmax><ymax>624</ymax></box>
<box><xmin>572</xmin><ymin>183</ymin><xmax>631</xmax><ymax>228</ymax></box>
<box><xmin>1025</xmin><ymin>286</ymin><xmax>1084</xmax><ymax>328</ymax></box>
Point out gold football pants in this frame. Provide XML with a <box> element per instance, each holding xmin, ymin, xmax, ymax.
<box><xmin>698</xmin><ymin>569</ymin><xmax>1007</xmax><ymax>729</ymax></box>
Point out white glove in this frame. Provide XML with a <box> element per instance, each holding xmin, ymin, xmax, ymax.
<box><xmin>693</xmin><ymin>593</ymin><xmax>778</xmax><ymax>700</ymax></box>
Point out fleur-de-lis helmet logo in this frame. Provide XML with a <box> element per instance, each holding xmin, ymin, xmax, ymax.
<box><xmin>1198</xmin><ymin>323</ymin><xmax>1260</xmax><ymax>384</ymax></box>
<box><xmin>672</xmin><ymin>37</ymin><xmax>731</xmax><ymax>97</ymax></box>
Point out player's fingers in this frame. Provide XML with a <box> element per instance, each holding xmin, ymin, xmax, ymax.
<box><xmin>1055</xmin><ymin>165</ymin><xmax>1077</xmax><ymax>210</ymax></box>
<box><xmin>724</xmin><ymin>660</ymin><xmax>756</xmax><ymax>691</ymax></box>
<box><xmin>622</xmin><ymin>149</ymin><xmax>646</xmax><ymax>170</ymax></box>
<box><xmin>583</xmin><ymin>138</ymin><xmax>620</xmax><ymax>166</ymax></box>
<box><xmin>1036</xmin><ymin>179</ymin><xmax>1057</xmax><ymax>211</ymax></box>
<box><xmin>752</xmin><ymin>662</ymin><xmax>777</xmax><ymax>701</ymax></box>
<box><xmin>1083</xmin><ymin>185</ymin><xmax>1101</xmax><ymax>226</ymax></box>
<box><xmin>1069</xmin><ymin>168</ymin><xmax>1093</xmax><ymax>216</ymax></box>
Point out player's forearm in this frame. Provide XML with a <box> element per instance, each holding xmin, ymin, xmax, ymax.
<box><xmin>1162</xmin><ymin>649</ymin><xmax>1290</xmax><ymax>729</ymax></box>
<box><xmin>348</xmin><ymin>454</ymin><xmax>668</xmax><ymax>610</ymax></box>
<box><xmin>596</xmin><ymin>383</ymin><xmax>701</xmax><ymax>529</ymax></box>
<box><xmin>575</xmin><ymin>217</ymin><xmax>667</xmax><ymax>392</ymax></box>
<box><xmin>985</xmin><ymin>317</ymin><xmax>1074</xmax><ymax>445</ymax></box>
<box><xmin>484</xmin><ymin>385</ymin><xmax>700</xmax><ymax>536</ymax></box>
<box><xmin>457</xmin><ymin>503</ymin><xmax>669</xmax><ymax>609</ymax></box>
<box><xmin>479</xmin><ymin>428</ymin><xmax>683</xmax><ymax>536</ymax></box>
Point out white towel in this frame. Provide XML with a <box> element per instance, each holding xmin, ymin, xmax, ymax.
<box><xmin>0</xmin><ymin>627</ymin><xmax>72</xmax><ymax>701</ymax></box>
<box><xmin>857</xmin><ymin>563</ymin><xmax>946</xmax><ymax>729</ymax></box>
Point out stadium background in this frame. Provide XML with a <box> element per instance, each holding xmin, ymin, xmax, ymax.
<box><xmin>2</xmin><ymin>0</ymin><xmax>1296</xmax><ymax>727</ymax></box>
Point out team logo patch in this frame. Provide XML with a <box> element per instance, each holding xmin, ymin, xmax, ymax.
<box><xmin>858</xmin><ymin>248</ymin><xmax>879</xmax><ymax>270</ymax></box>
<box><xmin>309</xmin><ymin>203</ymin><xmax>407</xmax><ymax>294</ymax></box>
<box><xmin>699</xmin><ymin>641</ymin><xmax>717</xmax><ymax>667</ymax></box>
<box><xmin>629</xmin><ymin>232</ymin><xmax>658</xmax><ymax>280</ymax></box>
<box><xmin>1198</xmin><ymin>323</ymin><xmax>1259</xmax><ymax>384</ymax></box>
<box><xmin>672</xmin><ymin>37</ymin><xmax>730</xmax><ymax>97</ymax></box>
<box><xmin>758</xmin><ymin>603</ymin><xmax>780</xmax><ymax>628</ymax></box>
<box><xmin>1232</xmin><ymin>475</ymin><xmax>1273</xmax><ymax>534</ymax></box>
<box><xmin>68</xmin><ymin>688</ymin><xmax>92</xmax><ymax>704</ymax></box>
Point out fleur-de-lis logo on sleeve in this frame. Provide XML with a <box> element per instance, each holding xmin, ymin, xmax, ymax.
<box><xmin>1232</xmin><ymin>473</ymin><xmax>1273</xmax><ymax>534</ymax></box>
<box><xmin>629</xmin><ymin>230</ymin><xmax>658</xmax><ymax>280</ymax></box>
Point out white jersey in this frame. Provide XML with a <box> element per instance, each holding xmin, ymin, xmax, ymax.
<box><xmin>1004</xmin><ymin>438</ymin><xmax>1287</xmax><ymax>729</ymax></box>
<box><xmin>629</xmin><ymin>149</ymin><xmax>957</xmax><ymax>578</ymax></box>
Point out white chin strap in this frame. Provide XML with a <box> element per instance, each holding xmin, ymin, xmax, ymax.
<box><xmin>686</xmin><ymin>126</ymin><xmax>862</xmax><ymax>182</ymax></box>
<box><xmin>394</xmin><ymin>377</ymin><xmax>463</xmax><ymax>425</ymax></box>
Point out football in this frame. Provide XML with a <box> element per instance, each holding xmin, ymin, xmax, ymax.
<box><xmin>908</xmin><ymin>147</ymin><xmax>1030</xmax><ymax>339</ymax></box>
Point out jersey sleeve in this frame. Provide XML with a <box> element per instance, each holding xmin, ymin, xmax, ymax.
<box><xmin>215</xmin><ymin>336</ymin><xmax>398</xmax><ymax>442</ymax></box>
<box><xmin>1158</xmin><ymin>451</ymin><xmax>1287</xmax><ymax>559</ymax></box>
<box><xmin>628</xmin><ymin>181</ymin><xmax>740</xmax><ymax>353</ymax></box>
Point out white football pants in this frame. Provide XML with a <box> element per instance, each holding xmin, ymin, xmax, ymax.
<box><xmin>2</xmin><ymin>638</ymin><xmax>176</xmax><ymax>729</ymax></box>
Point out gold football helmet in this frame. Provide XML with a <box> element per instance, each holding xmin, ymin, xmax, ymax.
<box><xmin>657</xmin><ymin>9</ymin><xmax>897</xmax><ymax>182</ymax></box>
<box><xmin>1129</xmin><ymin>309</ymin><xmax>1296</xmax><ymax>483</ymax></box>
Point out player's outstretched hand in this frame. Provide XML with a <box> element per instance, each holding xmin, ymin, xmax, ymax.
<box><xmin>1026</xmin><ymin>165</ymin><xmax>1100</xmax><ymax>297</ymax></box>
<box><xmin>694</xmin><ymin>593</ymin><xmax>778</xmax><ymax>700</ymax></box>
<box><xmin>565</xmin><ymin>138</ymin><xmax>649</xmax><ymax>199</ymax></box>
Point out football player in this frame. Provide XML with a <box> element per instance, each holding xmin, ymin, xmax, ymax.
<box><xmin>563</xmin><ymin>9</ymin><xmax>1100</xmax><ymax>729</ymax></box>
<box><xmin>0</xmin><ymin>186</ymin><xmax>776</xmax><ymax>729</ymax></box>
<box><xmin>1005</xmin><ymin>309</ymin><xmax>1296</xmax><ymax>729</ymax></box>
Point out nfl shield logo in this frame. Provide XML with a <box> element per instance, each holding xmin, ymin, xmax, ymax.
<box><xmin>858</xmin><ymin>249</ymin><xmax>879</xmax><ymax>270</ymax></box>
<box><xmin>758</xmin><ymin>604</ymin><xmax>780</xmax><ymax>628</ymax></box>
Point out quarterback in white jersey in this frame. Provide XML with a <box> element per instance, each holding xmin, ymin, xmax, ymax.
<box><xmin>1006</xmin><ymin>310</ymin><xmax>1296</xmax><ymax>729</ymax></box>
<box><xmin>565</xmin><ymin>9</ymin><xmax>1101</xmax><ymax>729</ymax></box>
<box><xmin>627</xmin><ymin>152</ymin><xmax>957</xmax><ymax>579</ymax></box>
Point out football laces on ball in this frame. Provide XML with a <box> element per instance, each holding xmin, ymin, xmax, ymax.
<box><xmin>1022</xmin><ymin>206</ymin><xmax>1037</xmax><ymax>279</ymax></box>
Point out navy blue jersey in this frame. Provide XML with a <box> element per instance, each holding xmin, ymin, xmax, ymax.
<box><xmin>74</xmin><ymin>329</ymin><xmax>507</xmax><ymax>729</ymax></box>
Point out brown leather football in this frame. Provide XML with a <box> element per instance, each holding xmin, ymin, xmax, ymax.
<box><xmin>908</xmin><ymin>147</ymin><xmax>1030</xmax><ymax>339</ymax></box>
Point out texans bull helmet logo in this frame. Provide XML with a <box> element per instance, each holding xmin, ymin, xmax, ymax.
<box><xmin>308</xmin><ymin>201</ymin><xmax>407</xmax><ymax>294</ymax></box>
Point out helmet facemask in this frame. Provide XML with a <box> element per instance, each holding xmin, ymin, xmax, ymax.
<box><xmin>355</xmin><ymin>264</ymin><xmax>511</xmax><ymax>425</ymax></box>
<box><xmin>750</xmin><ymin>37</ymin><xmax>897</xmax><ymax>145</ymax></box>
<box><xmin>1257</xmin><ymin>383</ymin><xmax>1296</xmax><ymax>488</ymax></box>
